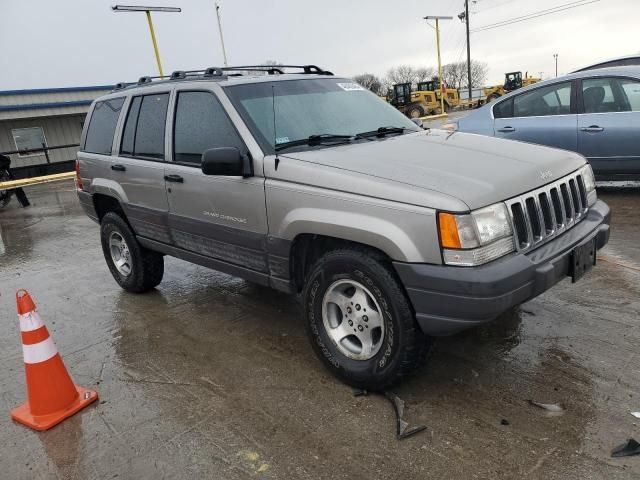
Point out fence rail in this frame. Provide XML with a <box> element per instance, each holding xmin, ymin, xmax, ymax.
<box><xmin>1</xmin><ymin>143</ymin><xmax>80</xmax><ymax>164</ymax></box>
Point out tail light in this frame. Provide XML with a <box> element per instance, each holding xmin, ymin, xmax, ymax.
<box><xmin>75</xmin><ymin>159</ymin><xmax>84</xmax><ymax>190</ymax></box>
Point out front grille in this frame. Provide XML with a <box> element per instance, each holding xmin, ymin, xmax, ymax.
<box><xmin>505</xmin><ymin>170</ymin><xmax>589</xmax><ymax>252</ymax></box>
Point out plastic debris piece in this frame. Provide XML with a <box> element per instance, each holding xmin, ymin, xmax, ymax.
<box><xmin>501</xmin><ymin>419</ymin><xmax>510</xmax><ymax>426</ymax></box>
<box><xmin>611</xmin><ymin>438</ymin><xmax>640</xmax><ymax>458</ymax></box>
<box><xmin>631</xmin><ymin>412</ymin><xmax>640</xmax><ymax>419</ymax></box>
<box><xmin>352</xmin><ymin>388</ymin><xmax>426</xmax><ymax>440</ymax></box>
<box><xmin>384</xmin><ymin>392</ymin><xmax>427</xmax><ymax>440</ymax></box>
<box><xmin>528</xmin><ymin>400</ymin><xmax>565</xmax><ymax>413</ymax></box>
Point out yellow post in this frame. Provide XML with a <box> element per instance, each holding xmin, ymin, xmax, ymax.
<box><xmin>145</xmin><ymin>11</ymin><xmax>164</xmax><ymax>77</ymax></box>
<box><xmin>435</xmin><ymin>18</ymin><xmax>445</xmax><ymax>116</ymax></box>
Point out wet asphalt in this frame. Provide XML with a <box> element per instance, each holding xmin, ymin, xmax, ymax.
<box><xmin>0</xmin><ymin>180</ymin><xmax>638</xmax><ymax>479</ymax></box>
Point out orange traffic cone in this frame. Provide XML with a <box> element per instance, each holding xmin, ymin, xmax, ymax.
<box><xmin>10</xmin><ymin>289</ymin><xmax>98</xmax><ymax>431</ymax></box>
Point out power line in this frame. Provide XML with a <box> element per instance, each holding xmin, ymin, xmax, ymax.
<box><xmin>471</xmin><ymin>0</ymin><xmax>600</xmax><ymax>33</ymax></box>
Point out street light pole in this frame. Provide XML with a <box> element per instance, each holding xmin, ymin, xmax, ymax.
<box><xmin>554</xmin><ymin>53</ymin><xmax>559</xmax><ymax>77</ymax></box>
<box><xmin>112</xmin><ymin>5</ymin><xmax>182</xmax><ymax>77</ymax></box>
<box><xmin>145</xmin><ymin>11</ymin><xmax>164</xmax><ymax>76</ymax></box>
<box><xmin>215</xmin><ymin>2</ymin><xmax>229</xmax><ymax>67</ymax></box>
<box><xmin>424</xmin><ymin>15</ymin><xmax>453</xmax><ymax>116</ymax></box>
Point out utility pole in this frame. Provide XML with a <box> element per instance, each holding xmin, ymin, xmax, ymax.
<box><xmin>215</xmin><ymin>2</ymin><xmax>229</xmax><ymax>66</ymax></box>
<box><xmin>112</xmin><ymin>5</ymin><xmax>181</xmax><ymax>77</ymax></box>
<box><xmin>424</xmin><ymin>16</ymin><xmax>453</xmax><ymax>116</ymax></box>
<box><xmin>553</xmin><ymin>53</ymin><xmax>558</xmax><ymax>77</ymax></box>
<box><xmin>464</xmin><ymin>0</ymin><xmax>472</xmax><ymax>100</ymax></box>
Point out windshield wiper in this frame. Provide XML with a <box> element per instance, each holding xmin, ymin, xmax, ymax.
<box><xmin>275</xmin><ymin>134</ymin><xmax>353</xmax><ymax>152</ymax></box>
<box><xmin>354</xmin><ymin>126</ymin><xmax>409</xmax><ymax>140</ymax></box>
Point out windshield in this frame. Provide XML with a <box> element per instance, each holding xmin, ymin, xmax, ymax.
<box><xmin>224</xmin><ymin>78</ymin><xmax>420</xmax><ymax>154</ymax></box>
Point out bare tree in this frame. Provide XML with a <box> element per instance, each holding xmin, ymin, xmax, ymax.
<box><xmin>415</xmin><ymin>67</ymin><xmax>436</xmax><ymax>83</ymax></box>
<box><xmin>386</xmin><ymin>65</ymin><xmax>418</xmax><ymax>85</ymax></box>
<box><xmin>441</xmin><ymin>62</ymin><xmax>467</xmax><ymax>90</ymax></box>
<box><xmin>353</xmin><ymin>73</ymin><xmax>384</xmax><ymax>95</ymax></box>
<box><xmin>386</xmin><ymin>65</ymin><xmax>436</xmax><ymax>87</ymax></box>
<box><xmin>469</xmin><ymin>61</ymin><xmax>488</xmax><ymax>89</ymax></box>
<box><xmin>441</xmin><ymin>60</ymin><xmax>489</xmax><ymax>90</ymax></box>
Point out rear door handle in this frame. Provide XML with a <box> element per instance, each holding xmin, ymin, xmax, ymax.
<box><xmin>111</xmin><ymin>164</ymin><xmax>126</xmax><ymax>172</ymax></box>
<box><xmin>498</xmin><ymin>126</ymin><xmax>515</xmax><ymax>133</ymax></box>
<box><xmin>580</xmin><ymin>125</ymin><xmax>604</xmax><ymax>133</ymax></box>
<box><xmin>164</xmin><ymin>174</ymin><xmax>184</xmax><ymax>183</ymax></box>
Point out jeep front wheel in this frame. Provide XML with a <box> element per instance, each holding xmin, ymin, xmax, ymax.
<box><xmin>302</xmin><ymin>248</ymin><xmax>431</xmax><ymax>390</ymax></box>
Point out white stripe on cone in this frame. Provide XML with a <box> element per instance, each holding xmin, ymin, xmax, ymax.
<box><xmin>22</xmin><ymin>337</ymin><xmax>58</xmax><ymax>364</ymax></box>
<box><xmin>19</xmin><ymin>311</ymin><xmax>44</xmax><ymax>333</ymax></box>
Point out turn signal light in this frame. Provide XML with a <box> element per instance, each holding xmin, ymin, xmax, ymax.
<box><xmin>438</xmin><ymin>213</ymin><xmax>462</xmax><ymax>249</ymax></box>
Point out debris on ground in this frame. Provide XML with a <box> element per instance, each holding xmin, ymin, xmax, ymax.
<box><xmin>611</xmin><ymin>438</ymin><xmax>640</xmax><ymax>458</ymax></box>
<box><xmin>631</xmin><ymin>412</ymin><xmax>640</xmax><ymax>419</ymax></box>
<box><xmin>528</xmin><ymin>400</ymin><xmax>565</xmax><ymax>414</ymax></box>
<box><xmin>501</xmin><ymin>419</ymin><xmax>510</xmax><ymax>426</ymax></box>
<box><xmin>353</xmin><ymin>389</ymin><xmax>427</xmax><ymax>440</ymax></box>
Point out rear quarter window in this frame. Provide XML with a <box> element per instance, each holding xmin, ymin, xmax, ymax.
<box><xmin>493</xmin><ymin>98</ymin><xmax>513</xmax><ymax>118</ymax></box>
<box><xmin>84</xmin><ymin>98</ymin><xmax>125</xmax><ymax>154</ymax></box>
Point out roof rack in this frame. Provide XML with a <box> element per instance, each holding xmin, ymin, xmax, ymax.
<box><xmin>113</xmin><ymin>64</ymin><xmax>333</xmax><ymax>91</ymax></box>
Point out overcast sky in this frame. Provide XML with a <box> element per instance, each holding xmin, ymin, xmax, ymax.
<box><xmin>0</xmin><ymin>0</ymin><xmax>637</xmax><ymax>90</ymax></box>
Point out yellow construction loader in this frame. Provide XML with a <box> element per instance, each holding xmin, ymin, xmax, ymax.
<box><xmin>484</xmin><ymin>71</ymin><xmax>540</xmax><ymax>102</ymax></box>
<box><xmin>387</xmin><ymin>83</ymin><xmax>440</xmax><ymax>118</ymax></box>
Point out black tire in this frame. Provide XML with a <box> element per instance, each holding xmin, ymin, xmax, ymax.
<box><xmin>100</xmin><ymin>212</ymin><xmax>164</xmax><ymax>293</ymax></box>
<box><xmin>303</xmin><ymin>248</ymin><xmax>431</xmax><ymax>390</ymax></box>
<box><xmin>407</xmin><ymin>105</ymin><xmax>425</xmax><ymax>119</ymax></box>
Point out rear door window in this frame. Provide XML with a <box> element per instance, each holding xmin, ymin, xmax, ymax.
<box><xmin>513</xmin><ymin>82</ymin><xmax>572</xmax><ymax>117</ymax></box>
<box><xmin>582</xmin><ymin>77</ymin><xmax>640</xmax><ymax>113</ymax></box>
<box><xmin>581</xmin><ymin>78</ymin><xmax>626</xmax><ymax>113</ymax></box>
<box><xmin>120</xmin><ymin>93</ymin><xmax>169</xmax><ymax>160</ymax></box>
<box><xmin>84</xmin><ymin>98</ymin><xmax>125</xmax><ymax>154</ymax></box>
<box><xmin>173</xmin><ymin>91</ymin><xmax>245</xmax><ymax>165</ymax></box>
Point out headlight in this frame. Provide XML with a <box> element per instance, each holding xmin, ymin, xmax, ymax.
<box><xmin>438</xmin><ymin>202</ymin><xmax>514</xmax><ymax>266</ymax></box>
<box><xmin>579</xmin><ymin>163</ymin><xmax>597</xmax><ymax>206</ymax></box>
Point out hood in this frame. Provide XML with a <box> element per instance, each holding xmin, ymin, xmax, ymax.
<box><xmin>279</xmin><ymin>130</ymin><xmax>585</xmax><ymax>210</ymax></box>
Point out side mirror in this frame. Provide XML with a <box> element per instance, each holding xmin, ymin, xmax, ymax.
<box><xmin>411</xmin><ymin>118</ymin><xmax>423</xmax><ymax>128</ymax></box>
<box><xmin>201</xmin><ymin>147</ymin><xmax>251</xmax><ymax>176</ymax></box>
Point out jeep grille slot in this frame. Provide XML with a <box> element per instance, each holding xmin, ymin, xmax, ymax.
<box><xmin>525</xmin><ymin>197</ymin><xmax>543</xmax><ymax>242</ymax></box>
<box><xmin>511</xmin><ymin>203</ymin><xmax>529</xmax><ymax>249</ymax></box>
<box><xmin>538</xmin><ymin>192</ymin><xmax>554</xmax><ymax>235</ymax></box>
<box><xmin>505</xmin><ymin>170</ymin><xmax>589</xmax><ymax>254</ymax></box>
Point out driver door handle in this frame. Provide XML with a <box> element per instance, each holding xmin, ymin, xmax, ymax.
<box><xmin>111</xmin><ymin>164</ymin><xmax>126</xmax><ymax>172</ymax></box>
<box><xmin>498</xmin><ymin>126</ymin><xmax>515</xmax><ymax>133</ymax></box>
<box><xmin>580</xmin><ymin>125</ymin><xmax>604</xmax><ymax>133</ymax></box>
<box><xmin>164</xmin><ymin>174</ymin><xmax>184</xmax><ymax>183</ymax></box>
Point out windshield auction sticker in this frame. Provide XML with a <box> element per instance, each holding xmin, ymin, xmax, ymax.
<box><xmin>337</xmin><ymin>82</ymin><xmax>365</xmax><ymax>91</ymax></box>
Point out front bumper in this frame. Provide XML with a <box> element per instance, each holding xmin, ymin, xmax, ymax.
<box><xmin>394</xmin><ymin>200</ymin><xmax>610</xmax><ymax>336</ymax></box>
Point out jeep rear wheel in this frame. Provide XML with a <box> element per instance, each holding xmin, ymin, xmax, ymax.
<box><xmin>100</xmin><ymin>212</ymin><xmax>164</xmax><ymax>293</ymax></box>
<box><xmin>303</xmin><ymin>248</ymin><xmax>431</xmax><ymax>390</ymax></box>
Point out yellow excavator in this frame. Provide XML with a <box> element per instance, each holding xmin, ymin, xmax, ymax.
<box><xmin>484</xmin><ymin>71</ymin><xmax>540</xmax><ymax>102</ymax></box>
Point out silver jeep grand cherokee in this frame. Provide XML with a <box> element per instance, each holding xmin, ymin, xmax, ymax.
<box><xmin>76</xmin><ymin>65</ymin><xmax>610</xmax><ymax>390</ymax></box>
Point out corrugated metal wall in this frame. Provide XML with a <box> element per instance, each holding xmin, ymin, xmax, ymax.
<box><xmin>0</xmin><ymin>115</ymin><xmax>85</xmax><ymax>168</ymax></box>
